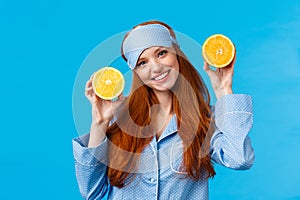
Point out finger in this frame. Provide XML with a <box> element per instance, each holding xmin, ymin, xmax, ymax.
<box><xmin>86</xmin><ymin>79</ymin><xmax>93</xmax><ymax>89</ymax></box>
<box><xmin>85</xmin><ymin>91</ymin><xmax>94</xmax><ymax>100</ymax></box>
<box><xmin>90</xmin><ymin>72</ymin><xmax>95</xmax><ymax>80</ymax></box>
<box><xmin>86</xmin><ymin>72</ymin><xmax>96</xmax><ymax>88</ymax></box>
<box><xmin>85</xmin><ymin>83</ymin><xmax>92</xmax><ymax>91</ymax></box>
<box><xmin>224</xmin><ymin>54</ymin><xmax>236</xmax><ymax>71</ymax></box>
<box><xmin>203</xmin><ymin>61</ymin><xmax>215</xmax><ymax>76</ymax></box>
<box><xmin>112</xmin><ymin>94</ymin><xmax>125</xmax><ymax>107</ymax></box>
<box><xmin>117</xmin><ymin>93</ymin><xmax>125</xmax><ymax>102</ymax></box>
<box><xmin>231</xmin><ymin>54</ymin><xmax>236</xmax><ymax>69</ymax></box>
<box><xmin>85</xmin><ymin>91</ymin><xmax>94</xmax><ymax>101</ymax></box>
<box><xmin>93</xmin><ymin>94</ymin><xmax>102</xmax><ymax>103</ymax></box>
<box><xmin>203</xmin><ymin>61</ymin><xmax>209</xmax><ymax>69</ymax></box>
<box><xmin>85</xmin><ymin>87</ymin><xmax>93</xmax><ymax>93</ymax></box>
<box><xmin>92</xmin><ymin>96</ymin><xmax>104</xmax><ymax>115</ymax></box>
<box><xmin>233</xmin><ymin>52</ymin><xmax>236</xmax><ymax>63</ymax></box>
<box><xmin>111</xmin><ymin>94</ymin><xmax>126</xmax><ymax>110</ymax></box>
<box><xmin>85</xmin><ymin>84</ymin><xmax>94</xmax><ymax>96</ymax></box>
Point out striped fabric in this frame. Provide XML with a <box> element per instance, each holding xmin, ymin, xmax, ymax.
<box><xmin>72</xmin><ymin>94</ymin><xmax>255</xmax><ymax>199</ymax></box>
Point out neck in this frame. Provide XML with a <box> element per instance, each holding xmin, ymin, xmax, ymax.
<box><xmin>154</xmin><ymin>90</ymin><xmax>173</xmax><ymax>115</ymax></box>
<box><xmin>152</xmin><ymin>90</ymin><xmax>174</xmax><ymax>140</ymax></box>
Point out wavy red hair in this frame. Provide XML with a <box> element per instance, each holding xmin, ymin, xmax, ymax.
<box><xmin>106</xmin><ymin>20</ymin><xmax>216</xmax><ymax>188</ymax></box>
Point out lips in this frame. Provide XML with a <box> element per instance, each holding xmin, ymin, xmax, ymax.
<box><xmin>151</xmin><ymin>69</ymin><xmax>171</xmax><ymax>81</ymax></box>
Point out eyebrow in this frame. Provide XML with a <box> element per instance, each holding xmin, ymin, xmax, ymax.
<box><xmin>138</xmin><ymin>47</ymin><xmax>165</xmax><ymax>60</ymax></box>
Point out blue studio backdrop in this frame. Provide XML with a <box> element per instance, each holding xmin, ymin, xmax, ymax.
<box><xmin>0</xmin><ymin>0</ymin><xmax>299</xmax><ymax>199</ymax></box>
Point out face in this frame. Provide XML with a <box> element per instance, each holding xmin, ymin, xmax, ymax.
<box><xmin>134</xmin><ymin>46</ymin><xmax>180</xmax><ymax>92</ymax></box>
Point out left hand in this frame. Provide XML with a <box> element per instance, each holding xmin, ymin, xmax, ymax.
<box><xmin>203</xmin><ymin>55</ymin><xmax>236</xmax><ymax>99</ymax></box>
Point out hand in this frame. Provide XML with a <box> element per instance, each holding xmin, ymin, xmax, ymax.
<box><xmin>203</xmin><ymin>55</ymin><xmax>236</xmax><ymax>99</ymax></box>
<box><xmin>85</xmin><ymin>73</ymin><xmax>125</xmax><ymax>125</ymax></box>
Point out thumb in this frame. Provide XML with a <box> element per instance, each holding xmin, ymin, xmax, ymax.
<box><xmin>112</xmin><ymin>94</ymin><xmax>125</xmax><ymax>110</ymax></box>
<box><xmin>203</xmin><ymin>61</ymin><xmax>214</xmax><ymax>76</ymax></box>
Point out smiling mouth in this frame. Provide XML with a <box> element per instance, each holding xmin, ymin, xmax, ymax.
<box><xmin>151</xmin><ymin>70</ymin><xmax>171</xmax><ymax>81</ymax></box>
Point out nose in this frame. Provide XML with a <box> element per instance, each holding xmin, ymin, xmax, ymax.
<box><xmin>148</xmin><ymin>58</ymin><xmax>163</xmax><ymax>73</ymax></box>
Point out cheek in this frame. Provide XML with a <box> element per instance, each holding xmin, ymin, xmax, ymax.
<box><xmin>168</xmin><ymin>54</ymin><xmax>179</xmax><ymax>70</ymax></box>
<box><xmin>171</xmin><ymin>60</ymin><xmax>180</xmax><ymax>81</ymax></box>
<box><xmin>172</xmin><ymin>69</ymin><xmax>179</xmax><ymax>82</ymax></box>
<box><xmin>171</xmin><ymin>59</ymin><xmax>180</xmax><ymax>72</ymax></box>
<box><xmin>135</xmin><ymin>70</ymin><xmax>150</xmax><ymax>84</ymax></box>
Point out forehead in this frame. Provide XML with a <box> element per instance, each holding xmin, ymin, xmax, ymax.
<box><xmin>138</xmin><ymin>46</ymin><xmax>174</xmax><ymax>60</ymax></box>
<box><xmin>139</xmin><ymin>46</ymin><xmax>161</xmax><ymax>58</ymax></box>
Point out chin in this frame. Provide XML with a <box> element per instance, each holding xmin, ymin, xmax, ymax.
<box><xmin>152</xmin><ymin>82</ymin><xmax>176</xmax><ymax>92</ymax></box>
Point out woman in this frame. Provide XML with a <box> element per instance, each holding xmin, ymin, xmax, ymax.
<box><xmin>72</xmin><ymin>20</ymin><xmax>255</xmax><ymax>199</ymax></box>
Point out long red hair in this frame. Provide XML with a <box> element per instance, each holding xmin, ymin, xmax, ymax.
<box><xmin>106</xmin><ymin>20</ymin><xmax>215</xmax><ymax>188</ymax></box>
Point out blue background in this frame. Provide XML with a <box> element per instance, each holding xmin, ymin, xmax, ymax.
<box><xmin>1</xmin><ymin>0</ymin><xmax>299</xmax><ymax>199</ymax></box>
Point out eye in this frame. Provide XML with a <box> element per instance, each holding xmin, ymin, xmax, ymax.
<box><xmin>137</xmin><ymin>60</ymin><xmax>146</xmax><ymax>67</ymax></box>
<box><xmin>158</xmin><ymin>50</ymin><xmax>167</xmax><ymax>57</ymax></box>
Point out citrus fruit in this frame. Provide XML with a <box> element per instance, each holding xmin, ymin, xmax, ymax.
<box><xmin>92</xmin><ymin>67</ymin><xmax>125</xmax><ymax>100</ymax></box>
<box><xmin>202</xmin><ymin>34</ymin><xmax>235</xmax><ymax>68</ymax></box>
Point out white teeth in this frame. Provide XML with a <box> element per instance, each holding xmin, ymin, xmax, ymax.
<box><xmin>154</xmin><ymin>71</ymin><xmax>169</xmax><ymax>80</ymax></box>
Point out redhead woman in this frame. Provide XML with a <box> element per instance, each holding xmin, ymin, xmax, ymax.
<box><xmin>72</xmin><ymin>20</ymin><xmax>255</xmax><ymax>199</ymax></box>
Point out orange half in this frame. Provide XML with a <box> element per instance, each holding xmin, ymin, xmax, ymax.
<box><xmin>202</xmin><ymin>34</ymin><xmax>235</xmax><ymax>68</ymax></box>
<box><xmin>92</xmin><ymin>67</ymin><xmax>125</xmax><ymax>100</ymax></box>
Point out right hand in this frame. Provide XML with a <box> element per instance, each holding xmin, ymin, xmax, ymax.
<box><xmin>85</xmin><ymin>73</ymin><xmax>125</xmax><ymax>126</ymax></box>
